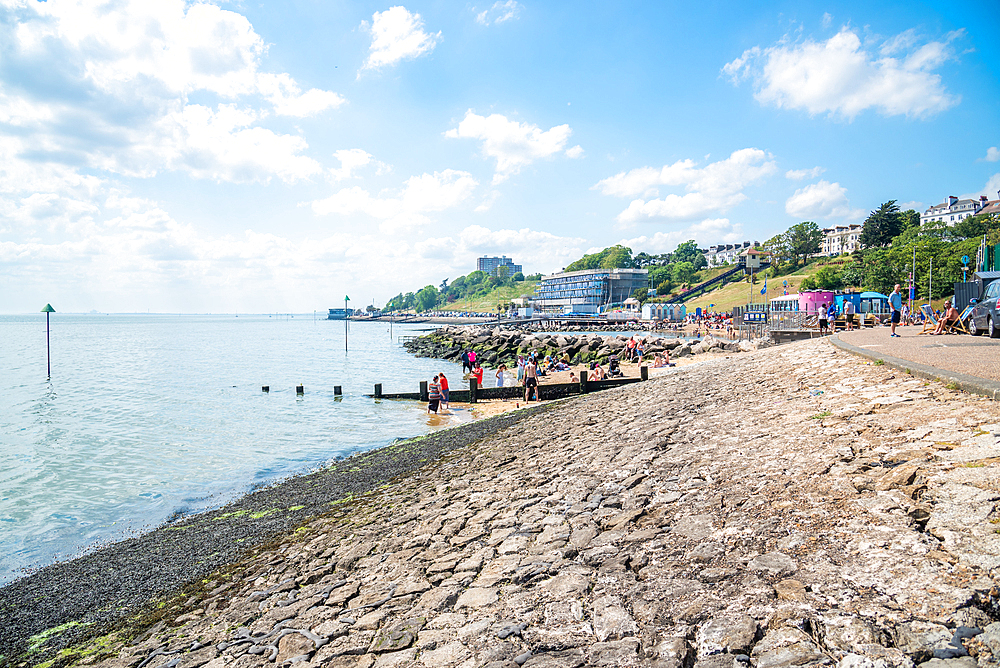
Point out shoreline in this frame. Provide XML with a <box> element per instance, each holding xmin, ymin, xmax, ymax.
<box><xmin>0</xmin><ymin>405</ymin><xmax>555</xmax><ymax>662</ymax></box>
<box><xmin>12</xmin><ymin>339</ymin><xmax>1000</xmax><ymax>668</ymax></box>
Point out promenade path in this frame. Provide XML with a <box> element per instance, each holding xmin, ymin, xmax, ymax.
<box><xmin>833</xmin><ymin>326</ymin><xmax>1000</xmax><ymax>400</ymax></box>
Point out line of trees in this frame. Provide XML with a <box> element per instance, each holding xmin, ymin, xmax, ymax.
<box><xmin>385</xmin><ymin>269</ymin><xmax>542</xmax><ymax>312</ymax></box>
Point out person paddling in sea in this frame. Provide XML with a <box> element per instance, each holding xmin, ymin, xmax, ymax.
<box><xmin>460</xmin><ymin>350</ymin><xmax>471</xmax><ymax>374</ymax></box>
<box><xmin>523</xmin><ymin>356</ymin><xmax>539</xmax><ymax>401</ymax></box>
<box><xmin>495</xmin><ymin>364</ymin><xmax>507</xmax><ymax>388</ymax></box>
<box><xmin>472</xmin><ymin>362</ymin><xmax>484</xmax><ymax>388</ymax></box>
<box><xmin>438</xmin><ymin>372</ymin><xmax>450</xmax><ymax>410</ymax></box>
<box><xmin>427</xmin><ymin>375</ymin><xmax>442</xmax><ymax>414</ymax></box>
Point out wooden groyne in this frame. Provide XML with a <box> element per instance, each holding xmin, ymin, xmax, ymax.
<box><xmin>368</xmin><ymin>367</ymin><xmax>648</xmax><ymax>402</ymax></box>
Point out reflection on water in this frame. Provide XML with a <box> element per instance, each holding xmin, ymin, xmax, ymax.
<box><xmin>0</xmin><ymin>314</ymin><xmax>466</xmax><ymax>583</ymax></box>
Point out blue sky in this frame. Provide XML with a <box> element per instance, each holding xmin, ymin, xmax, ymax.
<box><xmin>0</xmin><ymin>0</ymin><xmax>997</xmax><ymax>312</ymax></box>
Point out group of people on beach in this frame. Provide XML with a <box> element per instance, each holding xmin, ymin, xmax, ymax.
<box><xmin>426</xmin><ymin>372</ymin><xmax>450</xmax><ymax>414</ymax></box>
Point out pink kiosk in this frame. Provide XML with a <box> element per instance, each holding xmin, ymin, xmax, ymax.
<box><xmin>797</xmin><ymin>290</ymin><xmax>836</xmax><ymax>314</ymax></box>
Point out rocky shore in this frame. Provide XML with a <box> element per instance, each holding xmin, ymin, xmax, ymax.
<box><xmin>403</xmin><ymin>326</ymin><xmax>762</xmax><ymax>369</ymax></box>
<box><xmin>15</xmin><ymin>337</ymin><xmax>1000</xmax><ymax>668</ymax></box>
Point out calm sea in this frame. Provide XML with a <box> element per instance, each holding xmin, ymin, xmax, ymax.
<box><xmin>0</xmin><ymin>314</ymin><xmax>467</xmax><ymax>583</ymax></box>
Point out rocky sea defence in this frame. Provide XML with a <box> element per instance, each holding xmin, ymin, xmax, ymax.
<box><xmin>15</xmin><ymin>337</ymin><xmax>1000</xmax><ymax>668</ymax></box>
<box><xmin>403</xmin><ymin>326</ymin><xmax>765</xmax><ymax>368</ymax></box>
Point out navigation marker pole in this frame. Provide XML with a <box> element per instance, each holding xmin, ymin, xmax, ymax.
<box><xmin>345</xmin><ymin>295</ymin><xmax>350</xmax><ymax>352</ymax></box>
<box><xmin>42</xmin><ymin>304</ymin><xmax>55</xmax><ymax>378</ymax></box>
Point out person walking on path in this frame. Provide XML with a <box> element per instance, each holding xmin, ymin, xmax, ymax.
<box><xmin>523</xmin><ymin>356</ymin><xmax>539</xmax><ymax>402</ymax></box>
<box><xmin>438</xmin><ymin>373</ymin><xmax>450</xmax><ymax>409</ymax></box>
<box><xmin>427</xmin><ymin>375</ymin><xmax>442</xmax><ymax>414</ymax></box>
<box><xmin>889</xmin><ymin>284</ymin><xmax>903</xmax><ymax>337</ymax></box>
<box><xmin>844</xmin><ymin>299</ymin><xmax>855</xmax><ymax>331</ymax></box>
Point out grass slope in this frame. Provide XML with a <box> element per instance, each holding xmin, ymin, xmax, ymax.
<box><xmin>434</xmin><ymin>281</ymin><xmax>539</xmax><ymax>313</ymax></box>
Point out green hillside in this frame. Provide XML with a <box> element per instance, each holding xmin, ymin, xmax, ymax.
<box><xmin>434</xmin><ymin>281</ymin><xmax>538</xmax><ymax>313</ymax></box>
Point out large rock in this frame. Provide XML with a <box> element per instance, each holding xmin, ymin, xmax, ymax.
<box><xmin>697</xmin><ymin>613</ymin><xmax>758</xmax><ymax>657</ymax></box>
<box><xmin>748</xmin><ymin>552</ymin><xmax>797</xmax><ymax>577</ymax></box>
<box><xmin>750</xmin><ymin>627</ymin><xmax>826</xmax><ymax>668</ymax></box>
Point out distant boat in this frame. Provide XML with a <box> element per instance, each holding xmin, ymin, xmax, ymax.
<box><xmin>328</xmin><ymin>308</ymin><xmax>354</xmax><ymax>320</ymax></box>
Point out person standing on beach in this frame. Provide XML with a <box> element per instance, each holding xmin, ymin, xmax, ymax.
<box><xmin>844</xmin><ymin>299</ymin><xmax>855</xmax><ymax>331</ymax></box>
<box><xmin>819</xmin><ymin>304</ymin><xmax>829</xmax><ymax>334</ymax></box>
<box><xmin>517</xmin><ymin>355</ymin><xmax>525</xmax><ymax>384</ymax></box>
<box><xmin>826</xmin><ymin>302</ymin><xmax>837</xmax><ymax>334</ymax></box>
<box><xmin>523</xmin><ymin>356</ymin><xmax>538</xmax><ymax>401</ymax></box>
<box><xmin>495</xmin><ymin>364</ymin><xmax>506</xmax><ymax>387</ymax></box>
<box><xmin>427</xmin><ymin>375</ymin><xmax>442</xmax><ymax>414</ymax></box>
<box><xmin>889</xmin><ymin>284</ymin><xmax>903</xmax><ymax>337</ymax></box>
<box><xmin>472</xmin><ymin>362</ymin><xmax>484</xmax><ymax>388</ymax></box>
<box><xmin>468</xmin><ymin>349</ymin><xmax>477</xmax><ymax>372</ymax></box>
<box><xmin>438</xmin><ymin>373</ymin><xmax>450</xmax><ymax>409</ymax></box>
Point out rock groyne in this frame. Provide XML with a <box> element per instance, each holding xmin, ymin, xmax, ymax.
<box><xmin>404</xmin><ymin>325</ymin><xmax>764</xmax><ymax>368</ymax></box>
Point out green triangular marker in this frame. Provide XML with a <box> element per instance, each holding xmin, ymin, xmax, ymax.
<box><xmin>41</xmin><ymin>304</ymin><xmax>55</xmax><ymax>313</ymax></box>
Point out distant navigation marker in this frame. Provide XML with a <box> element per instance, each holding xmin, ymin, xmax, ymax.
<box><xmin>345</xmin><ymin>295</ymin><xmax>351</xmax><ymax>352</ymax></box>
<box><xmin>41</xmin><ymin>304</ymin><xmax>55</xmax><ymax>377</ymax></box>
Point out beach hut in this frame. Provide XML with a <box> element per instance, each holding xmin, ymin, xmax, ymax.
<box><xmin>859</xmin><ymin>291</ymin><xmax>890</xmax><ymax>315</ymax></box>
<box><xmin>769</xmin><ymin>294</ymin><xmax>800</xmax><ymax>313</ymax></box>
<box><xmin>797</xmin><ymin>290</ymin><xmax>835</xmax><ymax>314</ymax></box>
<box><xmin>641</xmin><ymin>302</ymin><xmax>686</xmax><ymax>322</ymax></box>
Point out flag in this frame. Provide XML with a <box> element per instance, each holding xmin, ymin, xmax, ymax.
<box><xmin>760</xmin><ymin>276</ymin><xmax>767</xmax><ymax>295</ymax></box>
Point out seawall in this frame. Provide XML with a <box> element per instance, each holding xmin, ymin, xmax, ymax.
<box><xmin>10</xmin><ymin>338</ymin><xmax>1000</xmax><ymax>668</ymax></box>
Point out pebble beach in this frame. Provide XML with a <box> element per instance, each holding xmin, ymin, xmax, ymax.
<box><xmin>7</xmin><ymin>337</ymin><xmax>1000</xmax><ymax>668</ymax></box>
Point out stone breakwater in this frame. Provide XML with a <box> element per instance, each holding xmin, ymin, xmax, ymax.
<box><xmin>28</xmin><ymin>337</ymin><xmax>1000</xmax><ymax>668</ymax></box>
<box><xmin>404</xmin><ymin>326</ymin><xmax>762</xmax><ymax>368</ymax></box>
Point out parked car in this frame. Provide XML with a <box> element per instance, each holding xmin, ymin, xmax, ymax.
<box><xmin>969</xmin><ymin>278</ymin><xmax>1000</xmax><ymax>337</ymax></box>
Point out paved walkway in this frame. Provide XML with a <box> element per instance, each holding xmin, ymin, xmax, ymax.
<box><xmin>832</xmin><ymin>324</ymin><xmax>1000</xmax><ymax>399</ymax></box>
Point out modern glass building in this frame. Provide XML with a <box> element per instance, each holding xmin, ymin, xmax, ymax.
<box><xmin>534</xmin><ymin>268</ymin><xmax>649</xmax><ymax>314</ymax></box>
<box><xmin>477</xmin><ymin>255</ymin><xmax>522</xmax><ymax>277</ymax></box>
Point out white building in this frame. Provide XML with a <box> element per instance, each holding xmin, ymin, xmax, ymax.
<box><xmin>705</xmin><ymin>241</ymin><xmax>758</xmax><ymax>267</ymax></box>
<box><xmin>820</xmin><ymin>224</ymin><xmax>862</xmax><ymax>256</ymax></box>
<box><xmin>921</xmin><ymin>195</ymin><xmax>989</xmax><ymax>226</ymax></box>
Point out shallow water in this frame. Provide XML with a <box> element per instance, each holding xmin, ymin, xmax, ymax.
<box><xmin>0</xmin><ymin>314</ymin><xmax>466</xmax><ymax>583</ymax></box>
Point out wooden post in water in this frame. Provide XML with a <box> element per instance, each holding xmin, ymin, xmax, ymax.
<box><xmin>374</xmin><ymin>383</ymin><xmax>382</xmax><ymax>398</ymax></box>
<box><xmin>41</xmin><ymin>304</ymin><xmax>55</xmax><ymax>377</ymax></box>
<box><xmin>419</xmin><ymin>381</ymin><xmax>428</xmax><ymax>402</ymax></box>
<box><xmin>469</xmin><ymin>378</ymin><xmax>478</xmax><ymax>403</ymax></box>
<box><xmin>334</xmin><ymin>386</ymin><xmax>342</xmax><ymax>396</ymax></box>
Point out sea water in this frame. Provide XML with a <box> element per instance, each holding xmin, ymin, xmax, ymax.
<box><xmin>0</xmin><ymin>314</ymin><xmax>466</xmax><ymax>583</ymax></box>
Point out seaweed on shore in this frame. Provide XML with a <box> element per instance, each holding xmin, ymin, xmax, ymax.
<box><xmin>0</xmin><ymin>403</ymin><xmax>555</xmax><ymax>667</ymax></box>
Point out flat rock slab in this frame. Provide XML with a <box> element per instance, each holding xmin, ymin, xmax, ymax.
<box><xmin>455</xmin><ymin>587</ymin><xmax>498</xmax><ymax>609</ymax></box>
<box><xmin>748</xmin><ymin>551</ymin><xmax>797</xmax><ymax>577</ymax></box>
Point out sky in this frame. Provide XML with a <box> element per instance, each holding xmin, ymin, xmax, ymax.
<box><xmin>0</xmin><ymin>0</ymin><xmax>998</xmax><ymax>313</ymax></box>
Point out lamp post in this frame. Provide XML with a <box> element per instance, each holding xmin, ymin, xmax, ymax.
<box><xmin>41</xmin><ymin>304</ymin><xmax>55</xmax><ymax>377</ymax></box>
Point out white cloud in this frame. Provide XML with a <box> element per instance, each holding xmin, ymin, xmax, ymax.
<box><xmin>961</xmin><ymin>173</ymin><xmax>1000</xmax><ymax>201</ymax></box>
<box><xmin>594</xmin><ymin>148</ymin><xmax>776</xmax><ymax>224</ymax></box>
<box><xmin>722</xmin><ymin>27</ymin><xmax>961</xmax><ymax>119</ymax></box>
<box><xmin>785</xmin><ymin>180</ymin><xmax>864</xmax><ymax>220</ymax></box>
<box><xmin>565</xmin><ymin>145</ymin><xmax>584</xmax><ymax>159</ymax></box>
<box><xmin>360</xmin><ymin>6</ymin><xmax>441</xmax><ymax>72</ymax></box>
<box><xmin>328</xmin><ymin>149</ymin><xmax>375</xmax><ymax>181</ymax></box>
<box><xmin>475</xmin><ymin>1</ymin><xmax>523</xmax><ymax>25</ymax></box>
<box><xmin>445</xmin><ymin>110</ymin><xmax>574</xmax><ymax>184</ymax></box>
<box><xmin>618</xmin><ymin>219</ymin><xmax>745</xmax><ymax>254</ymax></box>
<box><xmin>310</xmin><ymin>169</ymin><xmax>478</xmax><ymax>233</ymax></box>
<box><xmin>785</xmin><ymin>166</ymin><xmax>825</xmax><ymax>180</ymax></box>
<box><xmin>0</xmin><ymin>0</ymin><xmax>342</xmax><ymax>187</ymax></box>
<box><xmin>985</xmin><ymin>147</ymin><xmax>1000</xmax><ymax>162</ymax></box>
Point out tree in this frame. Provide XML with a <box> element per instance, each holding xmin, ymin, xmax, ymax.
<box><xmin>672</xmin><ymin>240</ymin><xmax>701</xmax><ymax>265</ymax></box>
<box><xmin>954</xmin><ymin>211</ymin><xmax>1000</xmax><ymax>240</ymax></box>
<box><xmin>512</xmin><ymin>272</ymin><xmax>525</xmax><ymax>281</ymax></box>
<box><xmin>859</xmin><ymin>200</ymin><xmax>903</xmax><ymax>248</ymax></box>
<box><xmin>565</xmin><ymin>245</ymin><xmax>635</xmax><ymax>271</ymax></box>
<box><xmin>762</xmin><ymin>233</ymin><xmax>793</xmax><ymax>269</ymax></box>
<box><xmin>671</xmin><ymin>261</ymin><xmax>696</xmax><ymax>286</ymax></box>
<box><xmin>525</xmin><ymin>273</ymin><xmax>542</xmax><ymax>281</ymax></box>
<box><xmin>786</xmin><ymin>221</ymin><xmax>823</xmax><ymax>264</ymax></box>
<box><xmin>656</xmin><ymin>279</ymin><xmax>673</xmax><ymax>296</ymax></box>
<box><xmin>415</xmin><ymin>285</ymin><xmax>439</xmax><ymax>312</ymax></box>
<box><xmin>631</xmin><ymin>288</ymin><xmax>649</xmax><ymax>304</ymax></box>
